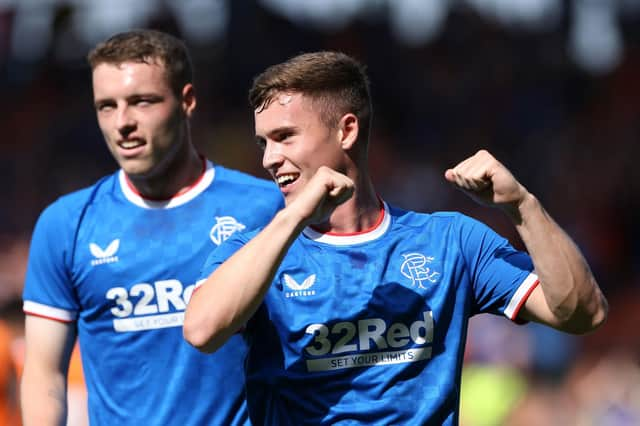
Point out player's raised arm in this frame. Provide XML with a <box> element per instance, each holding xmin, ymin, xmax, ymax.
<box><xmin>444</xmin><ymin>149</ymin><xmax>608</xmax><ymax>334</ymax></box>
<box><xmin>21</xmin><ymin>316</ymin><xmax>77</xmax><ymax>426</ymax></box>
<box><xmin>184</xmin><ymin>167</ymin><xmax>354</xmax><ymax>353</ymax></box>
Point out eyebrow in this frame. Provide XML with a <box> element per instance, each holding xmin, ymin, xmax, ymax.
<box><xmin>259</xmin><ymin>125</ymin><xmax>298</xmax><ymax>139</ymax></box>
<box><xmin>93</xmin><ymin>93</ymin><xmax>163</xmax><ymax>106</ymax></box>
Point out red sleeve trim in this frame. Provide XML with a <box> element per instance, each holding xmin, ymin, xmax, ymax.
<box><xmin>23</xmin><ymin>311</ymin><xmax>75</xmax><ymax>324</ymax></box>
<box><xmin>512</xmin><ymin>279</ymin><xmax>540</xmax><ymax>324</ymax></box>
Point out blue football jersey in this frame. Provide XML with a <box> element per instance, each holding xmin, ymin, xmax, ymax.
<box><xmin>23</xmin><ymin>160</ymin><xmax>284</xmax><ymax>426</ymax></box>
<box><xmin>201</xmin><ymin>202</ymin><xmax>539</xmax><ymax>425</ymax></box>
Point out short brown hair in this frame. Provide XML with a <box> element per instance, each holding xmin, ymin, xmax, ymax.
<box><xmin>249</xmin><ymin>51</ymin><xmax>373</xmax><ymax>145</ymax></box>
<box><xmin>87</xmin><ymin>29</ymin><xmax>193</xmax><ymax>96</ymax></box>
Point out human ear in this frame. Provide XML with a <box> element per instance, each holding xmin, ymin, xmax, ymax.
<box><xmin>338</xmin><ymin>113</ymin><xmax>359</xmax><ymax>150</ymax></box>
<box><xmin>181</xmin><ymin>83</ymin><xmax>197</xmax><ymax>117</ymax></box>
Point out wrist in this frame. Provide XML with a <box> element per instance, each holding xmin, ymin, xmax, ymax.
<box><xmin>275</xmin><ymin>206</ymin><xmax>310</xmax><ymax>234</ymax></box>
<box><xmin>503</xmin><ymin>190</ymin><xmax>538</xmax><ymax>225</ymax></box>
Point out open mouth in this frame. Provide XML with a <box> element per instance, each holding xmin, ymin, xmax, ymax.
<box><xmin>276</xmin><ymin>173</ymin><xmax>299</xmax><ymax>188</ymax></box>
<box><xmin>118</xmin><ymin>139</ymin><xmax>145</xmax><ymax>150</ymax></box>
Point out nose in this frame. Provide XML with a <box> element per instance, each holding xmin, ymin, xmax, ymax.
<box><xmin>262</xmin><ymin>141</ymin><xmax>285</xmax><ymax>171</ymax></box>
<box><xmin>116</xmin><ymin>106</ymin><xmax>136</xmax><ymax>137</ymax></box>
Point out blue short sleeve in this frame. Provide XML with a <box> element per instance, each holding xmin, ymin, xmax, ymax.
<box><xmin>456</xmin><ymin>214</ymin><xmax>537</xmax><ymax>319</ymax></box>
<box><xmin>23</xmin><ymin>199</ymin><xmax>81</xmax><ymax>321</ymax></box>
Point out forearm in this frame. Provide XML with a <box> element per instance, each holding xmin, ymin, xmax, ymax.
<box><xmin>185</xmin><ymin>207</ymin><xmax>306</xmax><ymax>352</ymax></box>
<box><xmin>20</xmin><ymin>369</ymin><xmax>67</xmax><ymax>426</ymax></box>
<box><xmin>507</xmin><ymin>192</ymin><xmax>608</xmax><ymax>333</ymax></box>
<box><xmin>21</xmin><ymin>316</ymin><xmax>75</xmax><ymax>426</ymax></box>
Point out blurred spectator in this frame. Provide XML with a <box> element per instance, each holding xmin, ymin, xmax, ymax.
<box><xmin>0</xmin><ymin>299</ymin><xmax>22</xmax><ymax>426</ymax></box>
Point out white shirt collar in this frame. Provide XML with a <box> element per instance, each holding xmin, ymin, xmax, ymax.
<box><xmin>301</xmin><ymin>201</ymin><xmax>391</xmax><ymax>246</ymax></box>
<box><xmin>119</xmin><ymin>160</ymin><xmax>215</xmax><ymax>209</ymax></box>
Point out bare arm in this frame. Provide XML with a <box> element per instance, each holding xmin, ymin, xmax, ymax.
<box><xmin>21</xmin><ymin>315</ymin><xmax>76</xmax><ymax>426</ymax></box>
<box><xmin>445</xmin><ymin>150</ymin><xmax>608</xmax><ymax>334</ymax></box>
<box><xmin>184</xmin><ymin>166</ymin><xmax>354</xmax><ymax>353</ymax></box>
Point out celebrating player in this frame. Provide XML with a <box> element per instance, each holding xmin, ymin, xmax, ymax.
<box><xmin>21</xmin><ymin>29</ymin><xmax>283</xmax><ymax>425</ymax></box>
<box><xmin>184</xmin><ymin>51</ymin><xmax>608</xmax><ymax>424</ymax></box>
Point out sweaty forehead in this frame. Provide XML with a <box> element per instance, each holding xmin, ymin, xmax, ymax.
<box><xmin>254</xmin><ymin>92</ymin><xmax>319</xmax><ymax>134</ymax></box>
<box><xmin>256</xmin><ymin>92</ymin><xmax>312</xmax><ymax>113</ymax></box>
<box><xmin>277</xmin><ymin>93</ymin><xmax>292</xmax><ymax>105</ymax></box>
<box><xmin>256</xmin><ymin>92</ymin><xmax>306</xmax><ymax>114</ymax></box>
<box><xmin>254</xmin><ymin>91</ymin><xmax>295</xmax><ymax>114</ymax></box>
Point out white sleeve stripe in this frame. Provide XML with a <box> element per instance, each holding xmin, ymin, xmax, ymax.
<box><xmin>504</xmin><ymin>273</ymin><xmax>539</xmax><ymax>320</ymax></box>
<box><xmin>23</xmin><ymin>301</ymin><xmax>77</xmax><ymax>322</ymax></box>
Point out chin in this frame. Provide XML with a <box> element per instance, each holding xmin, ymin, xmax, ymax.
<box><xmin>118</xmin><ymin>159</ymin><xmax>152</xmax><ymax>177</ymax></box>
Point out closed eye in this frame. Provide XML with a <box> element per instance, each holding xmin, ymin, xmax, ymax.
<box><xmin>130</xmin><ymin>95</ymin><xmax>162</xmax><ymax>107</ymax></box>
<box><xmin>274</xmin><ymin>130</ymin><xmax>295</xmax><ymax>142</ymax></box>
<box><xmin>95</xmin><ymin>101</ymin><xmax>116</xmax><ymax>113</ymax></box>
<box><xmin>256</xmin><ymin>126</ymin><xmax>297</xmax><ymax>150</ymax></box>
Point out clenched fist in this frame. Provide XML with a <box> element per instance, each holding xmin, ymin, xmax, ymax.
<box><xmin>444</xmin><ymin>150</ymin><xmax>530</xmax><ymax>215</ymax></box>
<box><xmin>289</xmin><ymin>166</ymin><xmax>355</xmax><ymax>225</ymax></box>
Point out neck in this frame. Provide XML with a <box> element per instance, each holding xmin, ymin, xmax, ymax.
<box><xmin>311</xmin><ymin>174</ymin><xmax>380</xmax><ymax>234</ymax></box>
<box><xmin>126</xmin><ymin>148</ymin><xmax>204</xmax><ymax>200</ymax></box>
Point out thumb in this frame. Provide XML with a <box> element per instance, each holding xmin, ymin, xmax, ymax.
<box><xmin>444</xmin><ymin>169</ymin><xmax>456</xmax><ymax>183</ymax></box>
<box><xmin>328</xmin><ymin>184</ymin><xmax>353</xmax><ymax>205</ymax></box>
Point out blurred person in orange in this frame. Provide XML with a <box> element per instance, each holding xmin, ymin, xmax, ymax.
<box><xmin>0</xmin><ymin>319</ymin><xmax>20</xmax><ymax>426</ymax></box>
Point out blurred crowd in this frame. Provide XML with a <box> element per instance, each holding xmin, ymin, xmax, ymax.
<box><xmin>1</xmin><ymin>1</ymin><xmax>639</xmax><ymax>425</ymax></box>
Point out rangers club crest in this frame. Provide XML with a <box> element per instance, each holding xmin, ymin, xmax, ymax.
<box><xmin>400</xmin><ymin>253</ymin><xmax>440</xmax><ymax>289</ymax></box>
<box><xmin>209</xmin><ymin>216</ymin><xmax>246</xmax><ymax>245</ymax></box>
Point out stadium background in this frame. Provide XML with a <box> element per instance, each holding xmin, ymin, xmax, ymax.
<box><xmin>0</xmin><ymin>0</ymin><xmax>639</xmax><ymax>424</ymax></box>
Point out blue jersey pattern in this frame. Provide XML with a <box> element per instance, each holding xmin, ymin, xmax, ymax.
<box><xmin>201</xmin><ymin>203</ymin><xmax>538</xmax><ymax>425</ymax></box>
<box><xmin>23</xmin><ymin>161</ymin><xmax>283</xmax><ymax>426</ymax></box>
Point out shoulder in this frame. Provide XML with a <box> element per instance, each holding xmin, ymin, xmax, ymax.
<box><xmin>38</xmin><ymin>173</ymin><xmax>117</xmax><ymax>223</ymax></box>
<box><xmin>29</xmin><ymin>173</ymin><xmax>118</xmax><ymax>255</ymax></box>
<box><xmin>201</xmin><ymin>226</ymin><xmax>262</xmax><ymax>270</ymax></box>
<box><xmin>428</xmin><ymin>211</ymin><xmax>478</xmax><ymax>227</ymax></box>
<box><xmin>387</xmin><ymin>205</ymin><xmax>493</xmax><ymax>239</ymax></box>
<box><xmin>212</xmin><ymin>166</ymin><xmax>283</xmax><ymax>208</ymax></box>
<box><xmin>388</xmin><ymin>204</ymin><xmax>467</xmax><ymax>227</ymax></box>
<box><xmin>43</xmin><ymin>174</ymin><xmax>116</xmax><ymax>218</ymax></box>
<box><xmin>214</xmin><ymin>166</ymin><xmax>277</xmax><ymax>191</ymax></box>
